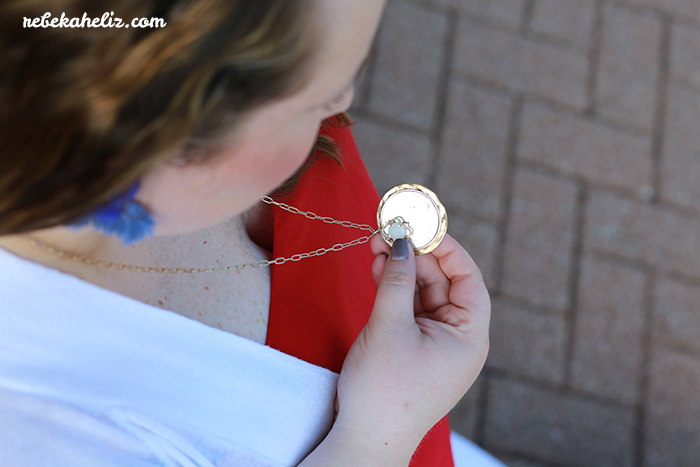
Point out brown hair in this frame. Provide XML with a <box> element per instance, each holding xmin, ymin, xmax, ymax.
<box><xmin>0</xmin><ymin>0</ymin><xmax>351</xmax><ymax>235</ymax></box>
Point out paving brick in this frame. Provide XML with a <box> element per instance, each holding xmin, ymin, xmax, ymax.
<box><xmin>367</xmin><ymin>0</ymin><xmax>447</xmax><ymax>131</ymax></box>
<box><xmin>454</xmin><ymin>18</ymin><xmax>589</xmax><ymax>110</ymax></box>
<box><xmin>569</xmin><ymin>257</ymin><xmax>646</xmax><ymax>404</ymax></box>
<box><xmin>351</xmin><ymin>56</ymin><xmax>373</xmax><ymax>110</ymax></box>
<box><xmin>447</xmin><ymin>214</ymin><xmax>498</xmax><ymax>290</ymax></box>
<box><xmin>486</xmin><ymin>297</ymin><xmax>568</xmax><ymax>384</ymax></box>
<box><xmin>501</xmin><ymin>170</ymin><xmax>578</xmax><ymax>311</ymax></box>
<box><xmin>619</xmin><ymin>0</ymin><xmax>700</xmax><ymax>23</ymax></box>
<box><xmin>423</xmin><ymin>0</ymin><xmax>525</xmax><ymax>29</ymax></box>
<box><xmin>660</xmin><ymin>82</ymin><xmax>700</xmax><ymax>211</ymax></box>
<box><xmin>670</xmin><ymin>23</ymin><xmax>700</xmax><ymax>90</ymax></box>
<box><xmin>484</xmin><ymin>376</ymin><xmax>635</xmax><ymax>467</ymax></box>
<box><xmin>449</xmin><ymin>374</ymin><xmax>485</xmax><ymax>440</ymax></box>
<box><xmin>644</xmin><ymin>347</ymin><xmax>700</xmax><ymax>467</ymax></box>
<box><xmin>435</xmin><ymin>79</ymin><xmax>512</xmax><ymax>222</ymax></box>
<box><xmin>495</xmin><ymin>455</ymin><xmax>546</xmax><ymax>467</ymax></box>
<box><xmin>585</xmin><ymin>190</ymin><xmax>700</xmax><ymax>279</ymax></box>
<box><xmin>362</xmin><ymin>0</ymin><xmax>700</xmax><ymax>464</ymax></box>
<box><xmin>519</xmin><ymin>100</ymin><xmax>653</xmax><ymax>194</ymax></box>
<box><xmin>351</xmin><ymin>117</ymin><xmax>432</xmax><ymax>196</ymax></box>
<box><xmin>595</xmin><ymin>4</ymin><xmax>662</xmax><ymax>131</ymax></box>
<box><xmin>653</xmin><ymin>277</ymin><xmax>700</xmax><ymax>355</ymax></box>
<box><xmin>529</xmin><ymin>0</ymin><xmax>596</xmax><ymax>50</ymax></box>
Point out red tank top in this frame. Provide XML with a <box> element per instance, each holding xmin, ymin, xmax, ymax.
<box><xmin>266</xmin><ymin>121</ymin><xmax>454</xmax><ymax>466</ymax></box>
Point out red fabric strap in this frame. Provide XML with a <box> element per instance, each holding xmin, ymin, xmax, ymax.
<box><xmin>266</xmin><ymin>121</ymin><xmax>454</xmax><ymax>467</ymax></box>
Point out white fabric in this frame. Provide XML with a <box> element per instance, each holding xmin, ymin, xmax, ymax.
<box><xmin>0</xmin><ymin>247</ymin><xmax>339</xmax><ymax>467</ymax></box>
<box><xmin>450</xmin><ymin>432</ymin><xmax>508</xmax><ymax>467</ymax></box>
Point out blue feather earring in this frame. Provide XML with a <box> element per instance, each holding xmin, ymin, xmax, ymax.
<box><xmin>70</xmin><ymin>182</ymin><xmax>155</xmax><ymax>245</ymax></box>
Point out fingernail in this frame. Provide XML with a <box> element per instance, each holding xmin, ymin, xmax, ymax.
<box><xmin>391</xmin><ymin>238</ymin><xmax>408</xmax><ymax>261</ymax></box>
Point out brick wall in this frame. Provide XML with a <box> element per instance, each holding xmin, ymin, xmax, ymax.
<box><xmin>350</xmin><ymin>0</ymin><xmax>700</xmax><ymax>465</ymax></box>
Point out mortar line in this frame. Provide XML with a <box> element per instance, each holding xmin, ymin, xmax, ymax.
<box><xmin>351</xmin><ymin>110</ymin><xmax>432</xmax><ymax>136</ymax></box>
<box><xmin>584</xmin><ymin>0</ymin><xmax>605</xmax><ymax>115</ymax></box>
<box><xmin>650</xmin><ymin>14</ymin><xmax>672</xmax><ymax>204</ymax></box>
<box><xmin>487</xmin><ymin>368</ymin><xmax>636</xmax><ymax>409</ymax></box>
<box><xmin>520</xmin><ymin>0</ymin><xmax>536</xmax><ymax>34</ymax></box>
<box><xmin>633</xmin><ymin>269</ymin><xmax>656</xmax><ymax>467</ymax></box>
<box><xmin>489</xmin><ymin>447</ymin><xmax>578</xmax><ymax>467</ymax></box>
<box><xmin>492</xmin><ymin>95</ymin><xmax>524</xmax><ymax>295</ymax></box>
<box><xmin>426</xmin><ymin>7</ymin><xmax>458</xmax><ymax>189</ymax></box>
<box><xmin>473</xmin><ymin>368</ymin><xmax>491</xmax><ymax>447</ymax></box>
<box><xmin>354</xmin><ymin>44</ymin><xmax>378</xmax><ymax>110</ymax></box>
<box><xmin>516</xmin><ymin>157</ymin><xmax>700</xmax><ymax>222</ymax></box>
<box><xmin>561</xmin><ymin>183</ymin><xmax>588</xmax><ymax>389</ymax></box>
<box><xmin>355</xmin><ymin>9</ymin><xmax>385</xmax><ymax>111</ymax></box>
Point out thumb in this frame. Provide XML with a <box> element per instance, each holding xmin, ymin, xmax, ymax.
<box><xmin>370</xmin><ymin>238</ymin><xmax>416</xmax><ymax>330</ymax></box>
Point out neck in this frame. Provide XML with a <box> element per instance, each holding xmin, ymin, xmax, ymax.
<box><xmin>0</xmin><ymin>213</ymin><xmax>259</xmax><ymax>278</ymax></box>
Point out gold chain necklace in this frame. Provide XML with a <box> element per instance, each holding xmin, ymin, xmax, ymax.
<box><xmin>21</xmin><ymin>196</ymin><xmax>383</xmax><ymax>274</ymax></box>
<box><xmin>21</xmin><ymin>183</ymin><xmax>447</xmax><ymax>273</ymax></box>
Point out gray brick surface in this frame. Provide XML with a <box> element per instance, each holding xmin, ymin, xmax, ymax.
<box><xmin>569</xmin><ymin>257</ymin><xmax>646</xmax><ymax>404</ymax></box>
<box><xmin>595</xmin><ymin>4</ymin><xmax>662</xmax><ymax>131</ymax></box>
<box><xmin>660</xmin><ymin>82</ymin><xmax>700</xmax><ymax>211</ymax></box>
<box><xmin>436</xmin><ymin>79</ymin><xmax>512</xmax><ymax>221</ymax></box>
<box><xmin>449</xmin><ymin>374</ymin><xmax>485</xmax><ymax>440</ymax></box>
<box><xmin>424</xmin><ymin>0</ymin><xmax>525</xmax><ymax>28</ymax></box>
<box><xmin>619</xmin><ymin>0</ymin><xmax>700</xmax><ymax>23</ymax></box>
<box><xmin>351</xmin><ymin>117</ymin><xmax>432</xmax><ymax>196</ymax></box>
<box><xmin>501</xmin><ymin>170</ymin><xmax>578</xmax><ymax>311</ymax></box>
<box><xmin>454</xmin><ymin>18</ymin><xmax>589</xmax><ymax>109</ymax></box>
<box><xmin>670</xmin><ymin>23</ymin><xmax>700</xmax><ymax>90</ymax></box>
<box><xmin>495</xmin><ymin>455</ymin><xmax>547</xmax><ymax>467</ymax></box>
<box><xmin>519</xmin><ymin>100</ymin><xmax>652</xmax><ymax>193</ymax></box>
<box><xmin>448</xmin><ymin>215</ymin><xmax>498</xmax><ymax>290</ymax></box>
<box><xmin>368</xmin><ymin>0</ymin><xmax>448</xmax><ymax>131</ymax></box>
<box><xmin>644</xmin><ymin>347</ymin><xmax>700</xmax><ymax>467</ymax></box>
<box><xmin>653</xmin><ymin>277</ymin><xmax>700</xmax><ymax>355</ymax></box>
<box><xmin>360</xmin><ymin>1</ymin><xmax>700</xmax><ymax>465</ymax></box>
<box><xmin>585</xmin><ymin>190</ymin><xmax>700</xmax><ymax>279</ymax></box>
<box><xmin>529</xmin><ymin>0</ymin><xmax>596</xmax><ymax>50</ymax></box>
<box><xmin>487</xmin><ymin>297</ymin><xmax>567</xmax><ymax>384</ymax></box>
<box><xmin>484</xmin><ymin>376</ymin><xmax>635</xmax><ymax>467</ymax></box>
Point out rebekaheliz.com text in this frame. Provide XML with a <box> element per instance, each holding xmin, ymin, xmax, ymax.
<box><xmin>23</xmin><ymin>12</ymin><xmax>166</xmax><ymax>29</ymax></box>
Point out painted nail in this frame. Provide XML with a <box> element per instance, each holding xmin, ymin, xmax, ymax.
<box><xmin>391</xmin><ymin>238</ymin><xmax>408</xmax><ymax>261</ymax></box>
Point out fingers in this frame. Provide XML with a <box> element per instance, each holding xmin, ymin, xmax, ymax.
<box><xmin>371</xmin><ymin>231</ymin><xmax>451</xmax><ymax>313</ymax></box>
<box><xmin>414</xmin><ymin>253</ymin><xmax>451</xmax><ymax>312</ymax></box>
<box><xmin>428</xmin><ymin>234</ymin><xmax>490</xmax><ymax>328</ymax></box>
<box><xmin>373</xmin><ymin>253</ymin><xmax>431</xmax><ymax>316</ymax></box>
<box><xmin>370</xmin><ymin>232</ymin><xmax>390</xmax><ymax>257</ymax></box>
<box><xmin>371</xmin><ymin>232</ymin><xmax>489</xmax><ymax>328</ymax></box>
<box><xmin>370</xmin><ymin>239</ymin><xmax>417</xmax><ymax>330</ymax></box>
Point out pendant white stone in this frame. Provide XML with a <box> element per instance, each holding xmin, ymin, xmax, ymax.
<box><xmin>388</xmin><ymin>222</ymin><xmax>408</xmax><ymax>240</ymax></box>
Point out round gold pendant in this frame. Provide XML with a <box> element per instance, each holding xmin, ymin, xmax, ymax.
<box><xmin>377</xmin><ymin>183</ymin><xmax>448</xmax><ymax>255</ymax></box>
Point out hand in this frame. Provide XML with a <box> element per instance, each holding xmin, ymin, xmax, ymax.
<box><xmin>332</xmin><ymin>233</ymin><xmax>491</xmax><ymax>461</ymax></box>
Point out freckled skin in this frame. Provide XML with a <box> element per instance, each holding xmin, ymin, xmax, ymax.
<box><xmin>0</xmin><ymin>0</ymin><xmax>377</xmax><ymax>347</ymax></box>
<box><xmin>128</xmin><ymin>215</ymin><xmax>273</xmax><ymax>343</ymax></box>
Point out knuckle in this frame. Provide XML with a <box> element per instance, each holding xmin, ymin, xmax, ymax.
<box><xmin>382</xmin><ymin>270</ymin><xmax>414</xmax><ymax>288</ymax></box>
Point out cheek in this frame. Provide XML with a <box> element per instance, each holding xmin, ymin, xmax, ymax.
<box><xmin>223</xmin><ymin>120</ymin><xmax>320</xmax><ymax>192</ymax></box>
<box><xmin>140</xmin><ymin>114</ymin><xmax>322</xmax><ymax>235</ymax></box>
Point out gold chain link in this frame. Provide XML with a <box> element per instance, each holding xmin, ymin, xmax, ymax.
<box><xmin>23</xmin><ymin>197</ymin><xmax>381</xmax><ymax>273</ymax></box>
<box><xmin>260</xmin><ymin>196</ymin><xmax>376</xmax><ymax>233</ymax></box>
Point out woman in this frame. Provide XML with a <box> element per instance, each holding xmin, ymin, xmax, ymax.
<box><xmin>0</xmin><ymin>0</ymin><xmax>490</xmax><ymax>465</ymax></box>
